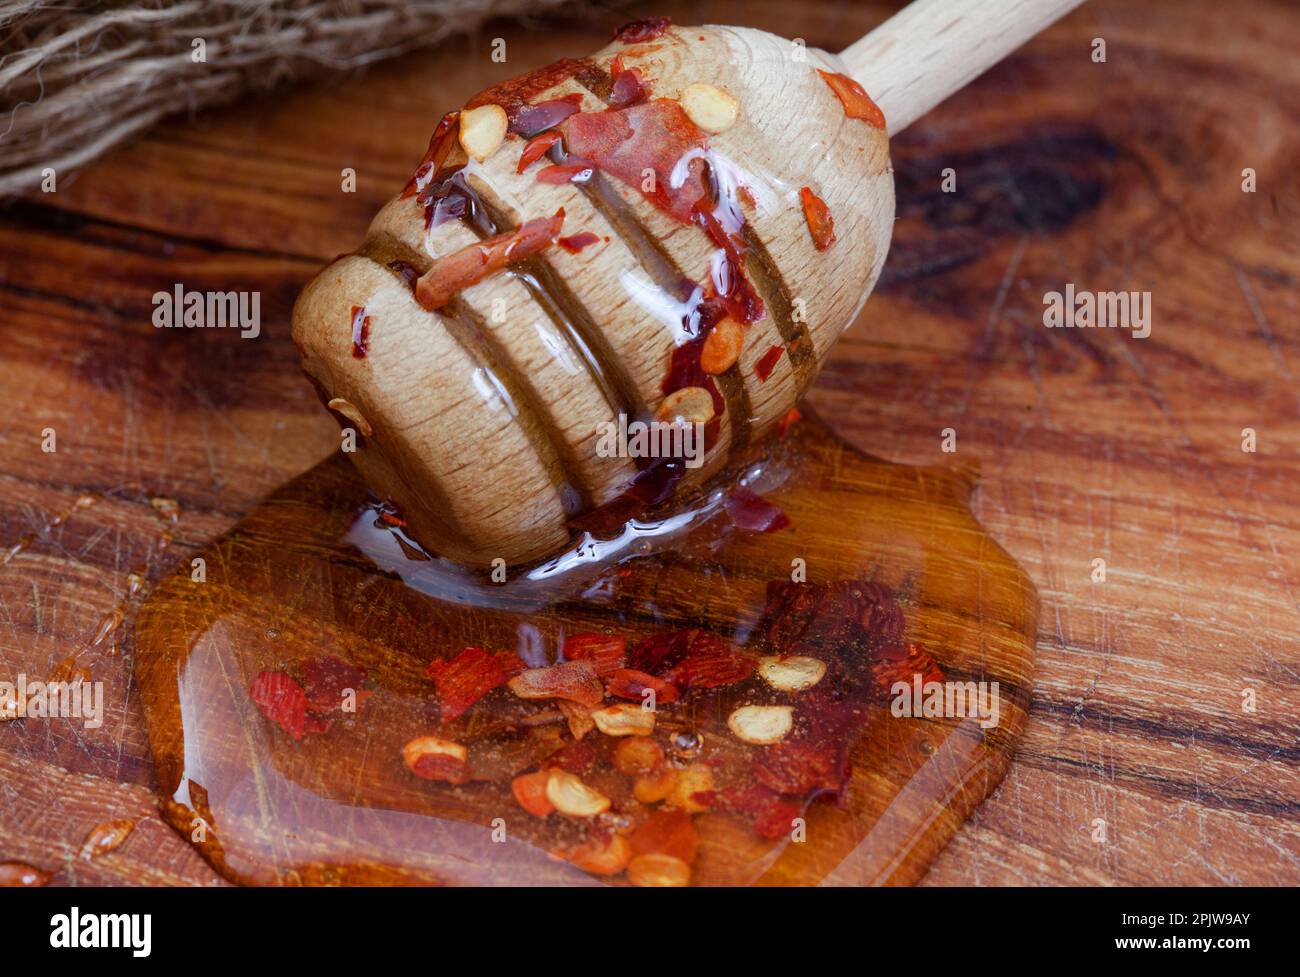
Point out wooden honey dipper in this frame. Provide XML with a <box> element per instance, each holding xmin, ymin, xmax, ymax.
<box><xmin>292</xmin><ymin>0</ymin><xmax>1083</xmax><ymax>566</ymax></box>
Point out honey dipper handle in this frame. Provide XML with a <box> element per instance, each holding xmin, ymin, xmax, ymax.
<box><xmin>840</xmin><ymin>0</ymin><xmax>1086</xmax><ymax>134</ymax></box>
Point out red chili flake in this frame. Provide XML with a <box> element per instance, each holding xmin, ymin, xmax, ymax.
<box><xmin>755</xmin><ymin>343</ymin><xmax>784</xmax><ymax>381</ymax></box>
<box><xmin>612</xmin><ymin>16</ymin><xmax>672</xmax><ymax>43</ymax></box>
<box><xmin>418</xmin><ymin>168</ymin><xmax>479</xmax><ymax>231</ymax></box>
<box><xmin>628</xmin><ymin>630</ymin><xmax>694</xmax><ymax>675</ymax></box>
<box><xmin>862</xmin><ymin>590</ymin><xmax>906</xmax><ymax>650</ymax></box>
<box><xmin>425</xmin><ymin>647</ymin><xmax>512</xmax><ymax>722</ymax></box>
<box><xmin>374</xmin><ymin>500</ymin><xmax>406</xmax><ymax>527</ymax></box>
<box><xmin>869</xmin><ymin>642</ymin><xmax>944</xmax><ymax>696</ymax></box>
<box><xmin>466</xmin><ymin>58</ymin><xmax>591</xmax><ymax>121</ymax></box>
<box><xmin>562</xmin><ymin>100</ymin><xmax>707</xmax><ymax>222</ymax></box>
<box><xmin>752</xmin><ymin>741</ymin><xmax>846</xmax><ymax>798</ymax></box>
<box><xmin>558</xmin><ymin>231</ymin><xmax>601</xmax><ymax>254</ymax></box>
<box><xmin>249</xmin><ymin>671</ymin><xmax>308</xmax><ymax>740</ymax></box>
<box><xmin>415</xmin><ymin>208</ymin><xmax>565</xmax><ymax>310</ymax></box>
<box><xmin>349</xmin><ymin>305</ymin><xmax>371</xmax><ymax>359</ymax></box>
<box><xmin>816</xmin><ymin>70</ymin><xmax>886</xmax><ymax>129</ymax></box>
<box><xmin>725</xmin><ymin>486</ymin><xmax>790</xmax><ymax>534</ymax></box>
<box><xmin>495</xmin><ymin>651</ymin><xmax>527</xmax><ymax>678</ymax></box>
<box><xmin>510</xmin><ymin>93</ymin><xmax>584</xmax><ymax>137</ymax></box>
<box><xmin>692</xmin><ymin>197</ymin><xmax>746</xmax><ymax>260</ymax></box>
<box><xmin>512</xmin><ymin>770</ymin><xmax>554</xmax><ymax>816</ymax></box>
<box><xmin>777</xmin><ymin>406</ymin><xmax>802</xmax><ymax>438</ymax></box>
<box><xmin>718</xmin><ymin>785</ymin><xmax>802</xmax><ymax>841</ymax></box>
<box><xmin>303</xmin><ymin>715</ymin><xmax>333</xmax><ymax>735</ymax></box>
<box><xmin>607</xmin><ymin>667</ymin><xmax>681</xmax><ymax>704</ymax></box>
<box><xmin>400</xmin><ymin>111</ymin><xmax>459</xmax><ymax>199</ymax></box>
<box><xmin>562</xmin><ymin>633</ymin><xmax>626</xmax><ymax>676</ymax></box>
<box><xmin>410</xmin><ymin>752</ymin><xmax>471</xmax><ymax>784</ymax></box>
<box><xmin>658</xmin><ymin>632</ymin><xmax>755</xmax><ymax>690</ymax></box>
<box><xmin>301</xmin><ymin>655</ymin><xmax>368</xmax><ymax>715</ymax></box>
<box><xmin>608</xmin><ymin>66</ymin><xmax>648</xmax><ymax>109</ymax></box>
<box><xmin>689</xmin><ymin>210</ymin><xmax>765</xmax><ymax>325</ymax></box>
<box><xmin>517</xmin><ymin>131</ymin><xmax>561</xmax><ymax>173</ymax></box>
<box><xmin>799</xmin><ymin>186</ymin><xmax>836</xmax><ymax>251</ymax></box>
<box><xmin>756</xmin><ymin>580</ymin><xmax>897</xmax><ymax>665</ymax></box>
<box><xmin>535</xmin><ymin>160</ymin><xmax>596</xmax><ymax>184</ymax></box>
<box><xmin>507</xmin><ymin>659</ymin><xmax>604</xmax><ymax>706</ymax></box>
<box><xmin>549</xmin><ymin>739</ymin><xmax>598</xmax><ymax>775</ymax></box>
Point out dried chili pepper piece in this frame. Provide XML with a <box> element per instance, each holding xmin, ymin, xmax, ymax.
<box><xmin>751</xmin><ymin>741</ymin><xmax>846</xmax><ymax>798</ymax></box>
<box><xmin>777</xmin><ymin>406</ymin><xmax>802</xmax><ymax>438</ymax></box>
<box><xmin>403</xmin><ymin>736</ymin><xmax>470</xmax><ymax>783</ymax></box>
<box><xmin>799</xmin><ymin>185</ymin><xmax>836</xmax><ymax>251</ymax></box>
<box><xmin>658</xmin><ymin>632</ymin><xmax>755</xmax><ymax>690</ymax></box>
<box><xmin>517</xmin><ymin>131</ymin><xmax>561</xmax><ymax>173</ymax></box>
<box><xmin>349</xmin><ymin>305</ymin><xmax>371</xmax><ymax>359</ymax></box>
<box><xmin>562</xmin><ymin>100</ymin><xmax>707</xmax><ymax>222</ymax></box>
<box><xmin>548</xmin><ymin>739</ymin><xmax>599</xmax><ymax>775</ymax></box>
<box><xmin>410</xmin><ymin>752</ymin><xmax>471</xmax><ymax>784</ymax></box>
<box><xmin>562</xmin><ymin>633</ymin><xmax>626</xmax><ymax>676</ymax></box>
<box><xmin>612</xmin><ymin>16</ymin><xmax>672</xmax><ymax>43</ymax></box>
<box><xmin>869</xmin><ymin>642</ymin><xmax>944</xmax><ymax>695</ymax></box>
<box><xmin>508</xmin><ymin>659</ymin><xmax>604</xmax><ymax>707</ymax></box>
<box><xmin>465</xmin><ymin>58</ymin><xmax>592</xmax><ymax>125</ymax></box>
<box><xmin>555</xmin><ymin>831</ymin><xmax>631</xmax><ymax>876</ymax></box>
<box><xmin>627</xmin><ymin>630</ymin><xmax>694</xmax><ymax>675</ymax></box>
<box><xmin>374</xmin><ymin>500</ymin><xmax>406</xmax><ymax>527</ymax></box>
<box><xmin>495</xmin><ymin>651</ymin><xmax>527</xmax><ymax>679</ymax></box>
<box><xmin>425</xmin><ymin>646</ymin><xmax>511</xmax><ymax>722</ymax></box>
<box><xmin>755</xmin><ymin>343</ymin><xmax>784</xmax><ymax>381</ymax></box>
<box><xmin>725</xmin><ymin>486</ymin><xmax>790</xmax><ymax>534</ymax></box>
<box><xmin>249</xmin><ymin>670</ymin><xmax>308</xmax><ymax>741</ymax></box>
<box><xmin>558</xmin><ymin>231</ymin><xmax>602</xmax><ymax>254</ymax></box>
<box><xmin>400</xmin><ymin>111</ymin><xmax>459</xmax><ymax>199</ymax></box>
<box><xmin>718</xmin><ymin>785</ymin><xmax>802</xmax><ymax>841</ymax></box>
<box><xmin>301</xmin><ymin>655</ymin><xmax>368</xmax><ymax>715</ymax></box>
<box><xmin>511</xmin><ymin>770</ymin><xmax>555</xmax><ymax>816</ymax></box>
<box><xmin>756</xmin><ymin>580</ymin><xmax>878</xmax><ymax>661</ymax></box>
<box><xmin>607</xmin><ymin>667</ymin><xmax>681</xmax><ymax>704</ymax></box>
<box><xmin>608</xmin><ymin>66</ymin><xmax>648</xmax><ymax>109</ymax></box>
<box><xmin>510</xmin><ymin>93</ymin><xmax>584</xmax><ymax>137</ymax></box>
<box><xmin>626</xmin><ymin>456</ymin><xmax>690</xmax><ymax>507</ymax></box>
<box><xmin>418</xmin><ymin>168</ymin><xmax>481</xmax><ymax>231</ymax></box>
<box><xmin>415</xmin><ymin>209</ymin><xmax>565</xmax><ymax>310</ymax></box>
<box><xmin>303</xmin><ymin>715</ymin><xmax>333</xmax><ymax>735</ymax></box>
<box><xmin>535</xmin><ymin>159</ymin><xmax>596</xmax><ymax>184</ymax></box>
<box><xmin>816</xmin><ymin>69</ymin><xmax>887</xmax><ymax>129</ymax></box>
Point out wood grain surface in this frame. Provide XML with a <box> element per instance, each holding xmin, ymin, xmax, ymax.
<box><xmin>1</xmin><ymin>0</ymin><xmax>1298</xmax><ymax>886</ymax></box>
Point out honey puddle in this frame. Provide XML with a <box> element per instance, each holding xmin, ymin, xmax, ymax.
<box><xmin>134</xmin><ymin>411</ymin><xmax>1037</xmax><ymax>885</ymax></box>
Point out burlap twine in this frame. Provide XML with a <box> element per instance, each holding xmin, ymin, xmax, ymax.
<box><xmin>0</xmin><ymin>0</ymin><xmax>578</xmax><ymax>196</ymax></box>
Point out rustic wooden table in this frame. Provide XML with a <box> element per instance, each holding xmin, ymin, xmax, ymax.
<box><xmin>1</xmin><ymin>0</ymin><xmax>1297</xmax><ymax>885</ymax></box>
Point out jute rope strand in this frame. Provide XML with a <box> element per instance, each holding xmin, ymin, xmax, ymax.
<box><xmin>0</xmin><ymin>0</ymin><xmax>579</xmax><ymax>196</ymax></box>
